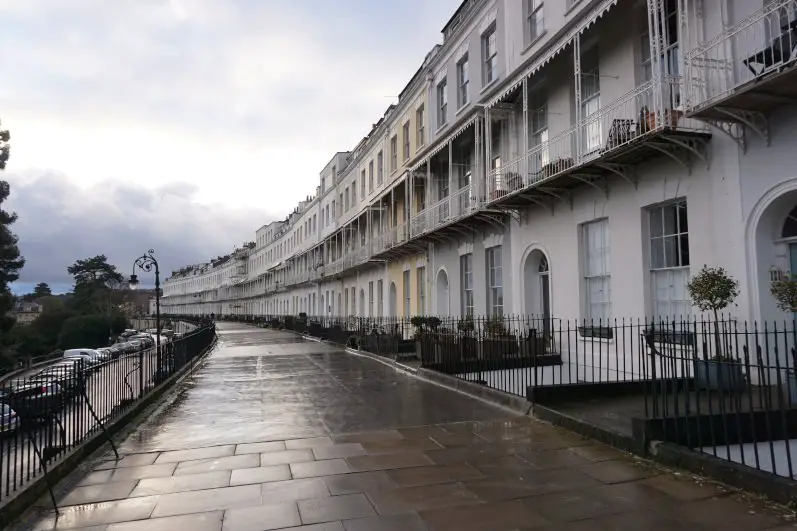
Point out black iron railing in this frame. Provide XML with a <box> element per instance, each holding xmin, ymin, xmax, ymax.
<box><xmin>0</xmin><ymin>319</ymin><xmax>215</xmax><ymax>508</ymax></box>
<box><xmin>211</xmin><ymin>312</ymin><xmax>797</xmax><ymax>482</ymax></box>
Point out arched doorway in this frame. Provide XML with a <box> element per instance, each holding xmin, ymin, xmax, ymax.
<box><xmin>359</xmin><ymin>289</ymin><xmax>365</xmax><ymax>317</ymax></box>
<box><xmin>389</xmin><ymin>282</ymin><xmax>398</xmax><ymax>317</ymax></box>
<box><xmin>436</xmin><ymin>269</ymin><xmax>450</xmax><ymax>315</ymax></box>
<box><xmin>523</xmin><ymin>249</ymin><xmax>551</xmax><ymax>337</ymax></box>
<box><xmin>752</xmin><ymin>190</ymin><xmax>797</xmax><ymax>324</ymax></box>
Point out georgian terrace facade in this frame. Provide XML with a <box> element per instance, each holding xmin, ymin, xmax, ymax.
<box><xmin>164</xmin><ymin>0</ymin><xmax>797</xmax><ymax>339</ymax></box>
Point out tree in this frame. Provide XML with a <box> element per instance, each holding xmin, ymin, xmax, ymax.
<box><xmin>68</xmin><ymin>255</ymin><xmax>124</xmax><ymax>287</ymax></box>
<box><xmin>687</xmin><ymin>265</ymin><xmax>740</xmax><ymax>360</ymax></box>
<box><xmin>33</xmin><ymin>282</ymin><xmax>52</xmax><ymax>298</ymax></box>
<box><xmin>0</xmin><ymin>122</ymin><xmax>23</xmax><ymax>347</ymax></box>
<box><xmin>770</xmin><ymin>273</ymin><xmax>797</xmax><ymax>314</ymax></box>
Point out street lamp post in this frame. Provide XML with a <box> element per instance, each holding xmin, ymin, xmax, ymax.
<box><xmin>129</xmin><ymin>249</ymin><xmax>161</xmax><ymax>389</ymax></box>
<box><xmin>105</xmin><ymin>279</ymin><xmax>122</xmax><ymax>346</ymax></box>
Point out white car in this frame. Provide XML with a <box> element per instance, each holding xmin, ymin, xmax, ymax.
<box><xmin>63</xmin><ymin>348</ymin><xmax>103</xmax><ymax>368</ymax></box>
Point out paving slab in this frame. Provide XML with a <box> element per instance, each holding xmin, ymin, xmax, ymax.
<box><xmin>11</xmin><ymin>323</ymin><xmax>795</xmax><ymax>531</ymax></box>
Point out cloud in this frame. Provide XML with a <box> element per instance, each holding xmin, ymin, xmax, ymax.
<box><xmin>4</xmin><ymin>170</ymin><xmax>269</xmax><ymax>289</ymax></box>
<box><xmin>0</xmin><ymin>0</ymin><xmax>461</xmax><ymax>211</ymax></box>
<box><xmin>0</xmin><ymin>0</ymin><xmax>464</xmax><ymax>291</ymax></box>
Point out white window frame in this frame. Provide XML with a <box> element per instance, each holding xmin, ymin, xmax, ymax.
<box><xmin>581</xmin><ymin>48</ymin><xmax>601</xmax><ymax>154</ymax></box>
<box><xmin>527</xmin><ymin>0</ymin><xmax>544</xmax><ymax>43</ymax></box>
<box><xmin>377</xmin><ymin>279</ymin><xmax>383</xmax><ymax>317</ymax></box>
<box><xmin>582</xmin><ymin>218</ymin><xmax>611</xmax><ymax>323</ymax></box>
<box><xmin>437</xmin><ymin>79</ymin><xmax>448</xmax><ymax>128</ymax></box>
<box><xmin>368</xmin><ymin>281</ymin><xmax>374</xmax><ymax>317</ymax></box>
<box><xmin>402</xmin><ymin>270</ymin><xmax>411</xmax><ymax>317</ymax></box>
<box><xmin>416</xmin><ymin>267</ymin><xmax>426</xmax><ymax>315</ymax></box>
<box><xmin>648</xmin><ymin>199</ymin><xmax>691</xmax><ymax>320</ymax></box>
<box><xmin>457</xmin><ymin>55</ymin><xmax>469</xmax><ymax>108</ymax></box>
<box><xmin>486</xmin><ymin>246</ymin><xmax>503</xmax><ymax>317</ymax></box>
<box><xmin>460</xmin><ymin>253</ymin><xmax>474</xmax><ymax>316</ymax></box>
<box><xmin>402</xmin><ymin>121</ymin><xmax>410</xmax><ymax>161</ymax></box>
<box><xmin>416</xmin><ymin>105</ymin><xmax>425</xmax><ymax>147</ymax></box>
<box><xmin>368</xmin><ymin>160</ymin><xmax>374</xmax><ymax>193</ymax></box>
<box><xmin>390</xmin><ymin>136</ymin><xmax>398</xmax><ymax>172</ymax></box>
<box><xmin>482</xmin><ymin>25</ymin><xmax>498</xmax><ymax>85</ymax></box>
<box><xmin>377</xmin><ymin>151</ymin><xmax>384</xmax><ymax>184</ymax></box>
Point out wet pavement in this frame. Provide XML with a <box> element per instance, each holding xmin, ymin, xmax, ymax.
<box><xmin>11</xmin><ymin>323</ymin><xmax>796</xmax><ymax>530</ymax></box>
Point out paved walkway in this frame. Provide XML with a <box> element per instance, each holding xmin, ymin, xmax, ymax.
<box><xmin>12</xmin><ymin>323</ymin><xmax>795</xmax><ymax>530</ymax></box>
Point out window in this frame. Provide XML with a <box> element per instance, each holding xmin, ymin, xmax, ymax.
<box><xmin>527</xmin><ymin>0</ymin><xmax>544</xmax><ymax>43</ymax></box>
<box><xmin>402</xmin><ymin>121</ymin><xmax>410</xmax><ymax>160</ymax></box>
<box><xmin>482</xmin><ymin>25</ymin><xmax>498</xmax><ymax>85</ymax></box>
<box><xmin>581</xmin><ymin>47</ymin><xmax>601</xmax><ymax>153</ymax></box>
<box><xmin>530</xmin><ymin>99</ymin><xmax>549</xmax><ymax>172</ymax></box>
<box><xmin>486</xmin><ymin>246</ymin><xmax>503</xmax><ymax>316</ymax></box>
<box><xmin>331</xmin><ymin>201</ymin><xmax>336</xmax><ymax>218</ymax></box>
<box><xmin>344</xmin><ymin>188</ymin><xmax>350</xmax><ymax>211</ymax></box>
<box><xmin>390</xmin><ymin>135</ymin><xmax>398</xmax><ymax>172</ymax></box>
<box><xmin>460</xmin><ymin>253</ymin><xmax>473</xmax><ymax>316</ymax></box>
<box><xmin>361</xmin><ymin>169</ymin><xmax>365</xmax><ymax>197</ymax></box>
<box><xmin>351</xmin><ymin>287</ymin><xmax>356</xmax><ymax>315</ymax></box>
<box><xmin>416</xmin><ymin>267</ymin><xmax>426</xmax><ymax>315</ymax></box>
<box><xmin>368</xmin><ymin>161</ymin><xmax>374</xmax><ymax>193</ymax></box>
<box><xmin>403</xmin><ymin>270</ymin><xmax>411</xmax><ymax>317</ymax></box>
<box><xmin>457</xmin><ymin>55</ymin><xmax>469</xmax><ymax>108</ymax></box>
<box><xmin>377</xmin><ymin>151</ymin><xmax>384</xmax><ymax>184</ymax></box>
<box><xmin>321</xmin><ymin>177</ymin><xmax>326</xmax><ymax>192</ymax></box>
<box><xmin>437</xmin><ymin>79</ymin><xmax>448</xmax><ymax>127</ymax></box>
<box><xmin>583</xmin><ymin>219</ymin><xmax>611</xmax><ymax>324</ymax></box>
<box><xmin>368</xmin><ymin>281</ymin><xmax>374</xmax><ymax>317</ymax></box>
<box><xmin>377</xmin><ymin>279</ymin><xmax>383</xmax><ymax>317</ymax></box>
<box><xmin>649</xmin><ymin>200</ymin><xmax>691</xmax><ymax>319</ymax></box>
<box><xmin>339</xmin><ymin>193</ymin><xmax>343</xmax><ymax>214</ymax></box>
<box><xmin>416</xmin><ymin>105</ymin><xmax>425</xmax><ymax>147</ymax></box>
<box><xmin>640</xmin><ymin>0</ymin><xmax>680</xmax><ymax>105</ymax></box>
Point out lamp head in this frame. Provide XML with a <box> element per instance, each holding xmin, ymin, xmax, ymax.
<box><xmin>128</xmin><ymin>274</ymin><xmax>140</xmax><ymax>291</ymax></box>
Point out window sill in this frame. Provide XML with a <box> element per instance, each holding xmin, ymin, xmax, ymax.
<box><xmin>577</xmin><ymin>325</ymin><xmax>614</xmax><ymax>342</ymax></box>
<box><xmin>435</xmin><ymin>123</ymin><xmax>448</xmax><ymax>135</ymax></box>
<box><xmin>480</xmin><ymin>77</ymin><xmax>500</xmax><ymax>95</ymax></box>
<box><xmin>521</xmin><ymin>30</ymin><xmax>548</xmax><ymax>56</ymax></box>
<box><xmin>455</xmin><ymin>103</ymin><xmax>470</xmax><ymax>117</ymax></box>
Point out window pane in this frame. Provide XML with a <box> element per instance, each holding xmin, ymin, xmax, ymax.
<box><xmin>679</xmin><ymin>233</ymin><xmax>690</xmax><ymax>267</ymax></box>
<box><xmin>663</xmin><ymin>204</ymin><xmax>677</xmax><ymax>235</ymax></box>
<box><xmin>650</xmin><ymin>237</ymin><xmax>664</xmax><ymax>269</ymax></box>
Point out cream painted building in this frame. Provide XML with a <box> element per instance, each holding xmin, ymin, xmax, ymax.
<box><xmin>164</xmin><ymin>0</ymin><xmax>797</xmax><ymax>353</ymax></box>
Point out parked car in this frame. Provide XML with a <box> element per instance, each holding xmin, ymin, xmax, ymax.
<box><xmin>31</xmin><ymin>361</ymin><xmax>86</xmax><ymax>398</ymax></box>
<box><xmin>0</xmin><ymin>403</ymin><xmax>19</xmax><ymax>435</ymax></box>
<box><xmin>63</xmin><ymin>349</ymin><xmax>103</xmax><ymax>369</ymax></box>
<box><xmin>5</xmin><ymin>382</ymin><xmax>64</xmax><ymax>422</ymax></box>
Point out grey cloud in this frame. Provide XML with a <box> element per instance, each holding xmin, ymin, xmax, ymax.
<box><xmin>3</xmin><ymin>170</ymin><xmax>271</xmax><ymax>286</ymax></box>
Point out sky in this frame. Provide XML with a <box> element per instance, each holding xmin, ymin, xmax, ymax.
<box><xmin>0</xmin><ymin>0</ymin><xmax>462</xmax><ymax>294</ymax></box>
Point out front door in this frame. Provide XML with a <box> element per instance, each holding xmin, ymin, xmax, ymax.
<box><xmin>539</xmin><ymin>255</ymin><xmax>551</xmax><ymax>339</ymax></box>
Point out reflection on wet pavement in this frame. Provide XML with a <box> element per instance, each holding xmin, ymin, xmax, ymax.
<box><xmin>12</xmin><ymin>323</ymin><xmax>794</xmax><ymax>530</ymax></box>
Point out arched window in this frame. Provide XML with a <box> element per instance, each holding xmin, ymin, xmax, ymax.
<box><xmin>538</xmin><ymin>254</ymin><xmax>549</xmax><ymax>273</ymax></box>
<box><xmin>782</xmin><ymin>206</ymin><xmax>797</xmax><ymax>238</ymax></box>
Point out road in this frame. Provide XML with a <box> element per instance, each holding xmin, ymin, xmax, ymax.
<box><xmin>0</xmin><ymin>348</ymin><xmax>162</xmax><ymax>501</ymax></box>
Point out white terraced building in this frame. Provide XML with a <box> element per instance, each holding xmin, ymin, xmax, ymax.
<box><xmin>164</xmin><ymin>0</ymin><xmax>797</xmax><ymax>335</ymax></box>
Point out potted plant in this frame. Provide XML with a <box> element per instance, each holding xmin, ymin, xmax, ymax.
<box><xmin>483</xmin><ymin>315</ymin><xmax>518</xmax><ymax>360</ymax></box>
<box><xmin>410</xmin><ymin>315</ymin><xmax>428</xmax><ymax>360</ymax></box>
<box><xmin>687</xmin><ymin>265</ymin><xmax>744</xmax><ymax>392</ymax></box>
<box><xmin>770</xmin><ymin>271</ymin><xmax>797</xmax><ymax>403</ymax></box>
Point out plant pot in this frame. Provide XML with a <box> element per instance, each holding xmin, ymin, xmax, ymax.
<box><xmin>695</xmin><ymin>359</ymin><xmax>745</xmax><ymax>392</ymax></box>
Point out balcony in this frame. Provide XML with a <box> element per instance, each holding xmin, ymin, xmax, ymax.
<box><xmin>486</xmin><ymin>79</ymin><xmax>710</xmax><ymax>210</ymax></box>
<box><xmin>685</xmin><ymin>0</ymin><xmax>797</xmax><ymax>141</ymax></box>
<box><xmin>409</xmin><ymin>185</ymin><xmax>483</xmax><ymax>239</ymax></box>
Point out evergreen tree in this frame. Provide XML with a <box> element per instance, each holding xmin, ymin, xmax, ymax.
<box><xmin>0</xmin><ymin>122</ymin><xmax>24</xmax><ymax>360</ymax></box>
